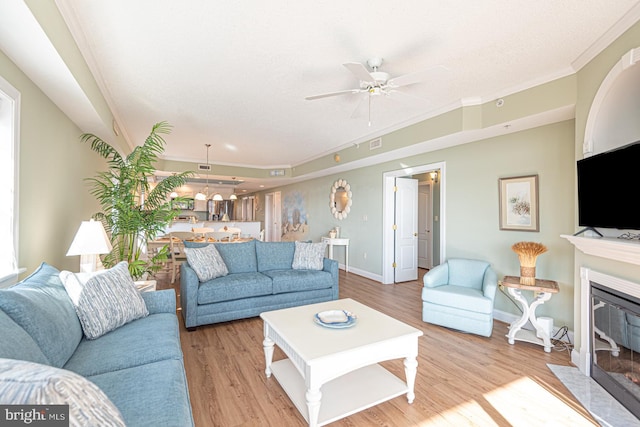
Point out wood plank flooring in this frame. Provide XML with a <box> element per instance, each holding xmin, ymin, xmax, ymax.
<box><xmin>157</xmin><ymin>269</ymin><xmax>597</xmax><ymax>426</ymax></box>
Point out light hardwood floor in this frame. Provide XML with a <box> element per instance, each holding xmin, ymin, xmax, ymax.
<box><xmin>158</xmin><ymin>269</ymin><xmax>597</xmax><ymax>426</ymax></box>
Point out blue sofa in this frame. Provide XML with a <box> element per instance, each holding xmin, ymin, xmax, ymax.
<box><xmin>0</xmin><ymin>263</ymin><xmax>194</xmax><ymax>427</ymax></box>
<box><xmin>180</xmin><ymin>240</ymin><xmax>339</xmax><ymax>328</ymax></box>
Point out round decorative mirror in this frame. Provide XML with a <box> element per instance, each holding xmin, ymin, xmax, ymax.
<box><xmin>330</xmin><ymin>179</ymin><xmax>352</xmax><ymax>220</ymax></box>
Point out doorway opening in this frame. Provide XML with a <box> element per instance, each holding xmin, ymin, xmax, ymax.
<box><xmin>382</xmin><ymin>162</ymin><xmax>445</xmax><ymax>284</ymax></box>
<box><xmin>264</xmin><ymin>191</ymin><xmax>282</xmax><ymax>242</ymax></box>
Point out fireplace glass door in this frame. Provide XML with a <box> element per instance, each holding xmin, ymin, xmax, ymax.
<box><xmin>591</xmin><ymin>284</ymin><xmax>640</xmax><ymax>418</ymax></box>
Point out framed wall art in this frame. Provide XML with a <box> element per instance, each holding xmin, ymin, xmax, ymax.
<box><xmin>499</xmin><ymin>174</ymin><xmax>539</xmax><ymax>232</ymax></box>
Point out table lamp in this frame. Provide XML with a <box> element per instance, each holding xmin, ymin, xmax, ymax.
<box><xmin>66</xmin><ymin>219</ymin><xmax>113</xmax><ymax>273</ymax></box>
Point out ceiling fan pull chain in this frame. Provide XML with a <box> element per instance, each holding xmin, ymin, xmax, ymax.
<box><xmin>368</xmin><ymin>92</ymin><xmax>372</xmax><ymax>127</ymax></box>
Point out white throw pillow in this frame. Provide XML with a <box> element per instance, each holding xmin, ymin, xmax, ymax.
<box><xmin>184</xmin><ymin>244</ymin><xmax>229</xmax><ymax>282</ymax></box>
<box><xmin>60</xmin><ymin>261</ymin><xmax>149</xmax><ymax>340</ymax></box>
<box><xmin>0</xmin><ymin>358</ymin><xmax>126</xmax><ymax>427</ymax></box>
<box><xmin>292</xmin><ymin>241</ymin><xmax>327</xmax><ymax>270</ymax></box>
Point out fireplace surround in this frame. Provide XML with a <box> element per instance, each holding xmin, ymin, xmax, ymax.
<box><xmin>591</xmin><ymin>282</ymin><xmax>640</xmax><ymax>417</ymax></box>
<box><xmin>569</xmin><ymin>262</ymin><xmax>640</xmax><ymax>421</ymax></box>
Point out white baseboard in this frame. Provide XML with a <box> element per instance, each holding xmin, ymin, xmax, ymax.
<box><xmin>493</xmin><ymin>308</ymin><xmax>574</xmax><ymax>344</ymax></box>
<box><xmin>340</xmin><ymin>264</ymin><xmax>382</xmax><ymax>282</ymax></box>
<box><xmin>343</xmin><ymin>270</ymin><xmax>575</xmax><ymax>344</ymax></box>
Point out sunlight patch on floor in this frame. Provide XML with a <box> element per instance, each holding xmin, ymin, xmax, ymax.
<box><xmin>415</xmin><ymin>399</ymin><xmax>500</xmax><ymax>426</ymax></box>
<box><xmin>415</xmin><ymin>376</ymin><xmax>595</xmax><ymax>426</ymax></box>
<box><xmin>483</xmin><ymin>376</ymin><xmax>595</xmax><ymax>426</ymax></box>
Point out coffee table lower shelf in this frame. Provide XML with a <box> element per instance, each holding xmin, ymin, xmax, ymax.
<box><xmin>270</xmin><ymin>359</ymin><xmax>408</xmax><ymax>426</ymax></box>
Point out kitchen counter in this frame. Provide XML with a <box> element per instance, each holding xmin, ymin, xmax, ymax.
<box><xmin>164</xmin><ymin>221</ymin><xmax>261</xmax><ymax>238</ymax></box>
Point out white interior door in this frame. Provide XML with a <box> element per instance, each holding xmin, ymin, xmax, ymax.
<box><xmin>418</xmin><ymin>183</ymin><xmax>433</xmax><ymax>269</ymax></box>
<box><xmin>394</xmin><ymin>177</ymin><xmax>418</xmax><ymax>282</ymax></box>
<box><xmin>264</xmin><ymin>191</ymin><xmax>282</xmax><ymax>242</ymax></box>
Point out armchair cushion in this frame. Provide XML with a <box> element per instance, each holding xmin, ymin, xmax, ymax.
<box><xmin>421</xmin><ymin>285</ymin><xmax>493</xmax><ymax>314</ymax></box>
<box><xmin>446</xmin><ymin>258</ymin><xmax>490</xmax><ymax>290</ymax></box>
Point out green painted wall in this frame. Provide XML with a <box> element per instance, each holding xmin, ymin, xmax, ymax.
<box><xmin>0</xmin><ymin>50</ymin><xmax>105</xmax><ymax>275</ymax></box>
<box><xmin>255</xmin><ymin>119</ymin><xmax>576</xmax><ymax>329</ymax></box>
<box><xmin>571</xmin><ymin>21</ymin><xmax>640</xmax><ymax>351</ymax></box>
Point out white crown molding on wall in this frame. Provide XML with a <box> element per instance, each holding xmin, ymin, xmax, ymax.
<box><xmin>572</xmin><ymin>1</ymin><xmax>640</xmax><ymax>71</ymax></box>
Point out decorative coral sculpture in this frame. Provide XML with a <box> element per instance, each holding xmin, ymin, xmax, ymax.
<box><xmin>512</xmin><ymin>241</ymin><xmax>547</xmax><ymax>285</ymax></box>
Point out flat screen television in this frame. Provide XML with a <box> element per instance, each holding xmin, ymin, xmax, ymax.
<box><xmin>577</xmin><ymin>141</ymin><xmax>640</xmax><ymax>232</ymax></box>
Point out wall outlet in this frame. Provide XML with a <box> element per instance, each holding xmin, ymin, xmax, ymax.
<box><xmin>363</xmin><ymin>252</ymin><xmax>367</xmax><ymax>259</ymax></box>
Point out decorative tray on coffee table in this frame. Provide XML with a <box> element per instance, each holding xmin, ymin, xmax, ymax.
<box><xmin>313</xmin><ymin>310</ymin><xmax>357</xmax><ymax>329</ymax></box>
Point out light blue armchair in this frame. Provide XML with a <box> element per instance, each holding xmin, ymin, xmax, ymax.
<box><xmin>422</xmin><ymin>258</ymin><xmax>498</xmax><ymax>337</ymax></box>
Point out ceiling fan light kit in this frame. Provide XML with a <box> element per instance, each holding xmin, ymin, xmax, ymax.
<box><xmin>305</xmin><ymin>57</ymin><xmax>446</xmax><ymax>126</ymax></box>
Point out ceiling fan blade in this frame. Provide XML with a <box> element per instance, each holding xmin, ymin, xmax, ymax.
<box><xmin>387</xmin><ymin>65</ymin><xmax>449</xmax><ymax>88</ymax></box>
<box><xmin>343</xmin><ymin>62</ymin><xmax>376</xmax><ymax>82</ymax></box>
<box><xmin>386</xmin><ymin>88</ymin><xmax>432</xmax><ymax>107</ymax></box>
<box><xmin>305</xmin><ymin>89</ymin><xmax>362</xmax><ymax>100</ymax></box>
<box><xmin>350</xmin><ymin>95</ymin><xmax>369</xmax><ymax>119</ymax></box>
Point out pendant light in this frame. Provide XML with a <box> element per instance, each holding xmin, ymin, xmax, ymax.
<box><xmin>229</xmin><ymin>177</ymin><xmax>238</xmax><ymax>200</ymax></box>
<box><xmin>170</xmin><ymin>173</ymin><xmax>179</xmax><ymax>198</ymax></box>
<box><xmin>195</xmin><ymin>144</ymin><xmax>211</xmax><ymax>200</ymax></box>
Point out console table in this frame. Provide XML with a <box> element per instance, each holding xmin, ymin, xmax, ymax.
<box><xmin>321</xmin><ymin>237</ymin><xmax>349</xmax><ymax>272</ymax></box>
<box><xmin>500</xmin><ymin>276</ymin><xmax>559</xmax><ymax>353</ymax></box>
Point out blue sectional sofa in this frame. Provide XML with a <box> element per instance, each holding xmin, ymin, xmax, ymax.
<box><xmin>180</xmin><ymin>240</ymin><xmax>339</xmax><ymax>328</ymax></box>
<box><xmin>0</xmin><ymin>263</ymin><xmax>194</xmax><ymax>427</ymax></box>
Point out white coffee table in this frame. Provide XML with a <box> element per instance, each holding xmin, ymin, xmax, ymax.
<box><xmin>260</xmin><ymin>298</ymin><xmax>423</xmax><ymax>427</ymax></box>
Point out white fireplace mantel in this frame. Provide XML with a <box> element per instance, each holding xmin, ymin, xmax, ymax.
<box><xmin>561</xmin><ymin>234</ymin><xmax>640</xmax><ymax>266</ymax></box>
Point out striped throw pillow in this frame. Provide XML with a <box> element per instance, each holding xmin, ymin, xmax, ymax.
<box><xmin>184</xmin><ymin>244</ymin><xmax>229</xmax><ymax>282</ymax></box>
<box><xmin>0</xmin><ymin>358</ymin><xmax>126</xmax><ymax>426</ymax></box>
<box><xmin>292</xmin><ymin>241</ymin><xmax>327</xmax><ymax>270</ymax></box>
<box><xmin>60</xmin><ymin>262</ymin><xmax>149</xmax><ymax>340</ymax></box>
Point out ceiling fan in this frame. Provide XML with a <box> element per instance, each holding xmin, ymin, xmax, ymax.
<box><xmin>305</xmin><ymin>57</ymin><xmax>446</xmax><ymax>125</ymax></box>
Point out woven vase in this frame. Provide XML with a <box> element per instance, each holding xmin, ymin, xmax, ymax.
<box><xmin>512</xmin><ymin>241</ymin><xmax>547</xmax><ymax>286</ymax></box>
<box><xmin>519</xmin><ymin>262</ymin><xmax>537</xmax><ymax>286</ymax></box>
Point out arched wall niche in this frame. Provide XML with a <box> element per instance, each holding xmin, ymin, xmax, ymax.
<box><xmin>584</xmin><ymin>47</ymin><xmax>640</xmax><ymax>156</ymax></box>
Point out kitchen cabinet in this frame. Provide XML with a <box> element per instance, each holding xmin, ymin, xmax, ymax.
<box><xmin>193</xmin><ymin>199</ymin><xmax>207</xmax><ymax>212</ymax></box>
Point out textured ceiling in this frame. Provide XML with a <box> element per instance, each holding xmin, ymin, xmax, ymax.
<box><xmin>38</xmin><ymin>1</ymin><xmax>640</xmax><ymax>180</ymax></box>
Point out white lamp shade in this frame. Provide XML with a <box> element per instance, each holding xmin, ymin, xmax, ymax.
<box><xmin>212</xmin><ymin>193</ymin><xmax>223</xmax><ymax>201</ymax></box>
<box><xmin>195</xmin><ymin>191</ymin><xmax>206</xmax><ymax>201</ymax></box>
<box><xmin>221</xmin><ymin>213</ymin><xmax>230</xmax><ymax>222</ymax></box>
<box><xmin>66</xmin><ymin>219</ymin><xmax>112</xmax><ymax>256</ymax></box>
<box><xmin>229</xmin><ymin>193</ymin><xmax>237</xmax><ymax>200</ymax></box>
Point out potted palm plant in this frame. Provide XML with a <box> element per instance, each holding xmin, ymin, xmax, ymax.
<box><xmin>81</xmin><ymin>121</ymin><xmax>194</xmax><ymax>279</ymax></box>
